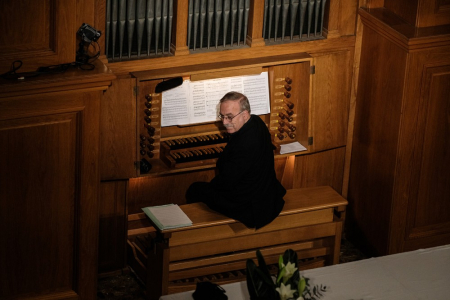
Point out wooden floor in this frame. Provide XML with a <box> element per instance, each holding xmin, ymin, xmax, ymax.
<box><xmin>97</xmin><ymin>238</ymin><xmax>367</xmax><ymax>299</ymax></box>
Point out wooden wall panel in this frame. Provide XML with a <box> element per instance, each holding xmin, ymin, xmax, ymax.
<box><xmin>342</xmin><ymin>0</ymin><xmax>368</xmax><ymax>197</ymax></box>
<box><xmin>94</xmin><ymin>0</ymin><xmax>107</xmax><ymax>58</ymax></box>
<box><xmin>407</xmin><ymin>67</ymin><xmax>450</xmax><ymax>234</ymax></box>
<box><xmin>366</xmin><ymin>0</ymin><xmax>385</xmax><ymax>7</ymax></box>
<box><xmin>348</xmin><ymin>24</ymin><xmax>407</xmax><ymax>255</ymax></box>
<box><xmin>384</xmin><ymin>0</ymin><xmax>418</xmax><ymax>26</ymax></box>
<box><xmin>417</xmin><ymin>0</ymin><xmax>450</xmax><ymax>27</ymax></box>
<box><xmin>77</xmin><ymin>0</ymin><xmax>96</xmax><ymax>31</ymax></box>
<box><xmin>0</xmin><ymin>0</ymin><xmax>77</xmax><ymax>73</ymax></box>
<box><xmin>0</xmin><ymin>1</ymin><xmax>50</xmax><ymax>50</ymax></box>
<box><xmin>384</xmin><ymin>0</ymin><xmax>450</xmax><ymax>27</ymax></box>
<box><xmin>275</xmin><ymin>156</ymin><xmax>296</xmax><ymax>190</ymax></box>
<box><xmin>100</xmin><ymin>77</ymin><xmax>137</xmax><ymax>180</ymax></box>
<box><xmin>99</xmin><ymin>180</ymin><xmax>128</xmax><ymax>274</ymax></box>
<box><xmin>390</xmin><ymin>48</ymin><xmax>450</xmax><ymax>253</ymax></box>
<box><xmin>0</xmin><ymin>89</ymin><xmax>102</xmax><ymax>299</ymax></box>
<box><xmin>0</xmin><ymin>113</ymin><xmax>77</xmax><ymax>298</ymax></box>
<box><xmin>292</xmin><ymin>148</ymin><xmax>346</xmax><ymax>194</ymax></box>
<box><xmin>321</xmin><ymin>0</ymin><xmax>359</xmax><ymax>38</ymax></box>
<box><xmin>311</xmin><ymin>50</ymin><xmax>353</xmax><ymax>152</ymax></box>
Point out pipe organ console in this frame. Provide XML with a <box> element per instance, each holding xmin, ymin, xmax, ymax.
<box><xmin>132</xmin><ymin>54</ymin><xmax>312</xmax><ymax>175</ymax></box>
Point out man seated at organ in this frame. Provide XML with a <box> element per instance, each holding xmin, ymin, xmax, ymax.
<box><xmin>186</xmin><ymin>91</ymin><xmax>286</xmax><ymax>229</ymax></box>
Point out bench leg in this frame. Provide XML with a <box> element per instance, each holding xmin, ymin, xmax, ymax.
<box><xmin>147</xmin><ymin>241</ymin><xmax>170</xmax><ymax>300</ymax></box>
<box><xmin>324</xmin><ymin>220</ymin><xmax>343</xmax><ymax>265</ymax></box>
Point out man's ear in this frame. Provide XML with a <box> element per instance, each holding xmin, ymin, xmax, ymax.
<box><xmin>243</xmin><ymin>110</ymin><xmax>250</xmax><ymax>121</ymax></box>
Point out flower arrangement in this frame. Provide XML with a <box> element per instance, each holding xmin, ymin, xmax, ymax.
<box><xmin>246</xmin><ymin>249</ymin><xmax>327</xmax><ymax>300</ymax></box>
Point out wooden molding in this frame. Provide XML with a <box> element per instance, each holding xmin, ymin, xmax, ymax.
<box><xmin>359</xmin><ymin>8</ymin><xmax>450</xmax><ymax>52</ymax></box>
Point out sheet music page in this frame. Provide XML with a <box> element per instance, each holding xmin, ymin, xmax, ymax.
<box><xmin>161</xmin><ymin>79</ymin><xmax>190</xmax><ymax>126</ymax></box>
<box><xmin>189</xmin><ymin>78</ymin><xmax>228</xmax><ymax>124</ymax></box>
<box><xmin>241</xmin><ymin>72</ymin><xmax>271</xmax><ymax>115</ymax></box>
<box><xmin>161</xmin><ymin>72</ymin><xmax>270</xmax><ymax>127</ymax></box>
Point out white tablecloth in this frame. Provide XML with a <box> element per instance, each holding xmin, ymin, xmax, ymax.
<box><xmin>160</xmin><ymin>244</ymin><xmax>450</xmax><ymax>300</ymax></box>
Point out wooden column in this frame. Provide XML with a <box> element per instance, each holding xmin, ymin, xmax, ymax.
<box><xmin>246</xmin><ymin>0</ymin><xmax>265</xmax><ymax>47</ymax></box>
<box><xmin>171</xmin><ymin>0</ymin><xmax>190</xmax><ymax>56</ymax></box>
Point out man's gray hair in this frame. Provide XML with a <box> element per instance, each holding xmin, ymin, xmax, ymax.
<box><xmin>219</xmin><ymin>91</ymin><xmax>251</xmax><ymax>113</ymax></box>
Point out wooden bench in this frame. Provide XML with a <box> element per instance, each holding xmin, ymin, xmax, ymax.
<box><xmin>127</xmin><ymin>186</ymin><xmax>347</xmax><ymax>300</ymax></box>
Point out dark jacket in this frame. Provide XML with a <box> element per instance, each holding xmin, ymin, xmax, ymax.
<box><xmin>187</xmin><ymin>115</ymin><xmax>285</xmax><ymax>229</ymax></box>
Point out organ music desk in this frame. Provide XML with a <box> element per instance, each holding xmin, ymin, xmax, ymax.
<box><xmin>130</xmin><ymin>53</ymin><xmax>313</xmax><ymax>176</ymax></box>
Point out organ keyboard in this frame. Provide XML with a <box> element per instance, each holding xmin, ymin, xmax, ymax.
<box><xmin>161</xmin><ymin>132</ymin><xmax>229</xmax><ymax>168</ymax></box>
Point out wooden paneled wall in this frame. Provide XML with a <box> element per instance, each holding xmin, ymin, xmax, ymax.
<box><xmin>347</xmin><ymin>7</ymin><xmax>450</xmax><ymax>256</ymax></box>
<box><xmin>0</xmin><ymin>63</ymin><xmax>115</xmax><ymax>299</ymax></box>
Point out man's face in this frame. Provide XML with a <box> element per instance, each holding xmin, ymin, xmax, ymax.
<box><xmin>220</xmin><ymin>100</ymin><xmax>249</xmax><ymax>134</ymax></box>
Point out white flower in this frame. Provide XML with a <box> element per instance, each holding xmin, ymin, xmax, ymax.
<box><xmin>281</xmin><ymin>261</ymin><xmax>298</xmax><ymax>283</ymax></box>
<box><xmin>276</xmin><ymin>282</ymin><xmax>296</xmax><ymax>300</ymax></box>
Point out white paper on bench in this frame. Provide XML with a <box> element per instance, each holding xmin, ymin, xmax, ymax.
<box><xmin>142</xmin><ymin>204</ymin><xmax>193</xmax><ymax>230</ymax></box>
<box><xmin>280</xmin><ymin>142</ymin><xmax>307</xmax><ymax>154</ymax></box>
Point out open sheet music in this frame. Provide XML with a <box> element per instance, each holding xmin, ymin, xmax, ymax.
<box><xmin>161</xmin><ymin>72</ymin><xmax>271</xmax><ymax>126</ymax></box>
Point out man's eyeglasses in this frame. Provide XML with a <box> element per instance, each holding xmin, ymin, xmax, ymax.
<box><xmin>218</xmin><ymin>110</ymin><xmax>244</xmax><ymax>122</ymax></box>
